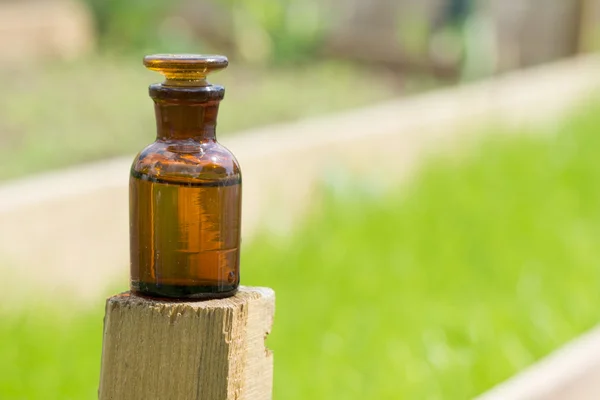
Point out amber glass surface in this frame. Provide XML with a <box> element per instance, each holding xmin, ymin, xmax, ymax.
<box><xmin>130</xmin><ymin>55</ymin><xmax>241</xmax><ymax>299</ymax></box>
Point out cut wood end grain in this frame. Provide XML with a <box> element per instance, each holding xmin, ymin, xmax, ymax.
<box><xmin>98</xmin><ymin>286</ymin><xmax>275</xmax><ymax>400</ymax></box>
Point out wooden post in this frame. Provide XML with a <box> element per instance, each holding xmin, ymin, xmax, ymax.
<box><xmin>98</xmin><ymin>287</ymin><xmax>275</xmax><ymax>400</ymax></box>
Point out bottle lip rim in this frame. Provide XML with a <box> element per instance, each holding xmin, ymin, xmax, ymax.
<box><xmin>149</xmin><ymin>83</ymin><xmax>225</xmax><ymax>102</ymax></box>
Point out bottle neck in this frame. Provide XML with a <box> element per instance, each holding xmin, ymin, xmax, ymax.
<box><xmin>154</xmin><ymin>101</ymin><xmax>220</xmax><ymax>141</ymax></box>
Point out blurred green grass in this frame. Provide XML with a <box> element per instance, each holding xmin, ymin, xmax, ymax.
<box><xmin>3</xmin><ymin>99</ymin><xmax>600</xmax><ymax>399</ymax></box>
<box><xmin>0</xmin><ymin>312</ymin><xmax>100</xmax><ymax>399</ymax></box>
<box><xmin>0</xmin><ymin>56</ymin><xmax>400</xmax><ymax>181</ymax></box>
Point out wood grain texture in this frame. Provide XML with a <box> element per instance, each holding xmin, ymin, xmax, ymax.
<box><xmin>98</xmin><ymin>287</ymin><xmax>275</xmax><ymax>400</ymax></box>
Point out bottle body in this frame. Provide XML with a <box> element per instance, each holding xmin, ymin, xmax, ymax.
<box><xmin>130</xmin><ymin>139</ymin><xmax>241</xmax><ymax>298</ymax></box>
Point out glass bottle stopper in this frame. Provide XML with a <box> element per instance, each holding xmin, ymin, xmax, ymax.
<box><xmin>143</xmin><ymin>54</ymin><xmax>229</xmax><ymax>87</ymax></box>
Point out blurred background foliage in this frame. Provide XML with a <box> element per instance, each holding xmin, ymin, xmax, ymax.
<box><xmin>1</xmin><ymin>0</ymin><xmax>598</xmax><ymax>181</ymax></box>
<box><xmin>81</xmin><ymin>0</ymin><xmax>329</xmax><ymax>64</ymax></box>
<box><xmin>83</xmin><ymin>0</ymin><xmax>180</xmax><ymax>54</ymax></box>
<box><xmin>0</xmin><ymin>0</ymin><xmax>595</xmax><ymax>181</ymax></box>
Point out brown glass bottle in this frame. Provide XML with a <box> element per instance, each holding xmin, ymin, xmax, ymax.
<box><xmin>129</xmin><ymin>55</ymin><xmax>241</xmax><ymax>299</ymax></box>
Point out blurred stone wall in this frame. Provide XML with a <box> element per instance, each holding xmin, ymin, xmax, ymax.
<box><xmin>324</xmin><ymin>0</ymin><xmax>444</xmax><ymax>68</ymax></box>
<box><xmin>326</xmin><ymin>0</ymin><xmax>583</xmax><ymax>75</ymax></box>
<box><xmin>482</xmin><ymin>0</ymin><xmax>581</xmax><ymax>72</ymax></box>
<box><xmin>0</xmin><ymin>0</ymin><xmax>94</xmax><ymax>65</ymax></box>
<box><xmin>580</xmin><ymin>0</ymin><xmax>600</xmax><ymax>52</ymax></box>
<box><xmin>177</xmin><ymin>0</ymin><xmax>588</xmax><ymax>78</ymax></box>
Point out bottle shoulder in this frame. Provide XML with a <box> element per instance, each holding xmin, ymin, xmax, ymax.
<box><xmin>131</xmin><ymin>139</ymin><xmax>240</xmax><ymax>184</ymax></box>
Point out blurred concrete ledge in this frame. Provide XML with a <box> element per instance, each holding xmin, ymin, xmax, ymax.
<box><xmin>1</xmin><ymin>54</ymin><xmax>600</xmax><ymax>301</ymax></box>
<box><xmin>477</xmin><ymin>325</ymin><xmax>600</xmax><ymax>400</ymax></box>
